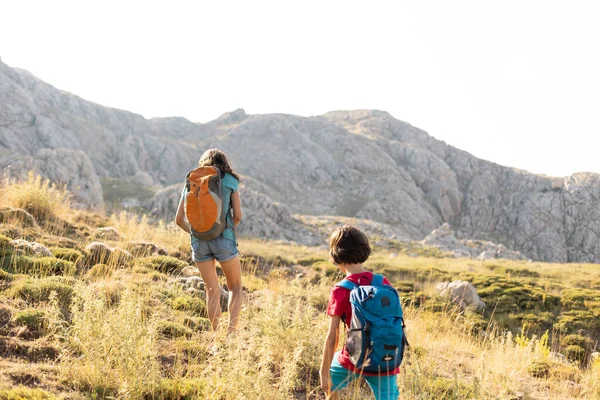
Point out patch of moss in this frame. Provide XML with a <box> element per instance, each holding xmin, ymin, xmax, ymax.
<box><xmin>136</xmin><ymin>256</ymin><xmax>188</xmax><ymax>274</ymax></box>
<box><xmin>527</xmin><ymin>360</ymin><xmax>550</xmax><ymax>378</ymax></box>
<box><xmin>49</xmin><ymin>247</ymin><xmax>84</xmax><ymax>264</ymax></box>
<box><xmin>297</xmin><ymin>256</ymin><xmax>327</xmax><ymax>266</ymax></box>
<box><xmin>510</xmin><ymin>312</ymin><xmax>555</xmax><ymax>333</ymax></box>
<box><xmin>554</xmin><ymin>310</ymin><xmax>600</xmax><ymax>335</ymax></box>
<box><xmin>85</xmin><ymin>264</ymin><xmax>113</xmax><ymax>280</ymax></box>
<box><xmin>146</xmin><ymin>378</ymin><xmax>204</xmax><ymax>400</ymax></box>
<box><xmin>413</xmin><ymin>375</ymin><xmax>475</xmax><ymax>399</ymax></box>
<box><xmin>171</xmin><ymin>295</ymin><xmax>207</xmax><ymax>317</ymax></box>
<box><xmin>132</xmin><ymin>266</ymin><xmax>167</xmax><ymax>281</ymax></box>
<box><xmin>12</xmin><ymin>309</ymin><xmax>46</xmax><ymax>331</ymax></box>
<box><xmin>182</xmin><ymin>316</ymin><xmax>211</xmax><ymax>332</ymax></box>
<box><xmin>6</xmin><ymin>276</ymin><xmax>75</xmax><ymax>306</ymax></box>
<box><xmin>156</xmin><ymin>321</ymin><xmax>193</xmax><ymax>339</ymax></box>
<box><xmin>395</xmin><ymin>280</ymin><xmax>415</xmax><ymax>293</ymax></box>
<box><xmin>561</xmin><ymin>288</ymin><xmax>600</xmax><ymax>309</ymax></box>
<box><xmin>39</xmin><ymin>236</ymin><xmax>78</xmax><ymax>249</ymax></box>
<box><xmin>2</xmin><ymin>255</ymin><xmax>75</xmax><ymax>277</ymax></box>
<box><xmin>0</xmin><ymin>387</ymin><xmax>56</xmax><ymax>400</ymax></box>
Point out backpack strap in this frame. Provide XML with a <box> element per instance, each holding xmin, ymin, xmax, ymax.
<box><xmin>336</xmin><ymin>278</ymin><xmax>358</xmax><ymax>291</ymax></box>
<box><xmin>371</xmin><ymin>273</ymin><xmax>384</xmax><ymax>286</ymax></box>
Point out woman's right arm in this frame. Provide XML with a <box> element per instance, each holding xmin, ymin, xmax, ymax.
<box><xmin>231</xmin><ymin>190</ymin><xmax>242</xmax><ymax>226</ymax></box>
<box><xmin>175</xmin><ymin>195</ymin><xmax>190</xmax><ymax>234</ymax></box>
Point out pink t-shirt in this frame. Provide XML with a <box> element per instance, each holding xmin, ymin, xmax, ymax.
<box><xmin>326</xmin><ymin>271</ymin><xmax>400</xmax><ymax>376</ymax></box>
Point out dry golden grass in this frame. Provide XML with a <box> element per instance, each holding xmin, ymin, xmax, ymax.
<box><xmin>1</xmin><ymin>174</ymin><xmax>600</xmax><ymax>399</ymax></box>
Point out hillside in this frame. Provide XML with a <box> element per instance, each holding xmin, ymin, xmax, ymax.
<box><xmin>1</xmin><ymin>176</ymin><xmax>600</xmax><ymax>399</ymax></box>
<box><xmin>3</xmin><ymin>59</ymin><xmax>600</xmax><ymax>263</ymax></box>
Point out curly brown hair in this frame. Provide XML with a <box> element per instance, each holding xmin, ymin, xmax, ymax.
<box><xmin>198</xmin><ymin>149</ymin><xmax>241</xmax><ymax>181</ymax></box>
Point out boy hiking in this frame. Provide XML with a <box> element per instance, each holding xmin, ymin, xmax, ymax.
<box><xmin>320</xmin><ymin>225</ymin><xmax>405</xmax><ymax>400</ymax></box>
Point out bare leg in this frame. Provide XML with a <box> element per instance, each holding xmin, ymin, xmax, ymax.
<box><xmin>195</xmin><ymin>259</ymin><xmax>221</xmax><ymax>331</ymax></box>
<box><xmin>219</xmin><ymin>255</ymin><xmax>242</xmax><ymax>333</ymax></box>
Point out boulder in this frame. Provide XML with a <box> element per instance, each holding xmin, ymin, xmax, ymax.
<box><xmin>477</xmin><ymin>251</ymin><xmax>496</xmax><ymax>261</ymax></box>
<box><xmin>0</xmin><ymin>207</ymin><xmax>37</xmax><ymax>227</ymax></box>
<box><xmin>92</xmin><ymin>227</ymin><xmax>122</xmax><ymax>241</ymax></box>
<box><xmin>10</xmin><ymin>239</ymin><xmax>52</xmax><ymax>257</ymax></box>
<box><xmin>170</xmin><ymin>276</ymin><xmax>229</xmax><ymax>311</ymax></box>
<box><xmin>435</xmin><ymin>280</ymin><xmax>486</xmax><ymax>312</ymax></box>
<box><xmin>85</xmin><ymin>242</ymin><xmax>113</xmax><ymax>265</ymax></box>
<box><xmin>125</xmin><ymin>241</ymin><xmax>168</xmax><ymax>257</ymax></box>
<box><xmin>181</xmin><ymin>266</ymin><xmax>200</xmax><ymax>276</ymax></box>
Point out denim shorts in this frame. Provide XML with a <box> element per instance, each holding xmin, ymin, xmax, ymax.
<box><xmin>330</xmin><ymin>352</ymin><xmax>399</xmax><ymax>400</ymax></box>
<box><xmin>191</xmin><ymin>235</ymin><xmax>239</xmax><ymax>263</ymax></box>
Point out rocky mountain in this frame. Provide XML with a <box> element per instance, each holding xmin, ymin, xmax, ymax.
<box><xmin>2</xmin><ymin>58</ymin><xmax>600</xmax><ymax>263</ymax></box>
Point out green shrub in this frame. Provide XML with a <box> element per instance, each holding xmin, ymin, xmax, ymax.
<box><xmin>554</xmin><ymin>310</ymin><xmax>600</xmax><ymax>334</ymax></box>
<box><xmin>12</xmin><ymin>309</ymin><xmax>46</xmax><ymax>331</ymax></box>
<box><xmin>565</xmin><ymin>345</ymin><xmax>586</xmax><ymax>362</ymax></box>
<box><xmin>527</xmin><ymin>360</ymin><xmax>550</xmax><ymax>378</ymax></box>
<box><xmin>136</xmin><ymin>256</ymin><xmax>188</xmax><ymax>274</ymax></box>
<box><xmin>561</xmin><ymin>334</ymin><xmax>591</xmax><ymax>347</ymax></box>
<box><xmin>156</xmin><ymin>321</ymin><xmax>192</xmax><ymax>339</ymax></box>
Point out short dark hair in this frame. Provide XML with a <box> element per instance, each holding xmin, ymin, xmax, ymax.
<box><xmin>329</xmin><ymin>225</ymin><xmax>372</xmax><ymax>265</ymax></box>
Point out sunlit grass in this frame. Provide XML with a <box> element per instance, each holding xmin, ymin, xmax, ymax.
<box><xmin>1</xmin><ymin>174</ymin><xmax>599</xmax><ymax>399</ymax></box>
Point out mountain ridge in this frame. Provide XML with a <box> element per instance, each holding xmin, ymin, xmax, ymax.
<box><xmin>2</xmin><ymin>59</ymin><xmax>600</xmax><ymax>263</ymax></box>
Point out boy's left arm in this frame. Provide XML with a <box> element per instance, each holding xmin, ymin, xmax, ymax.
<box><xmin>320</xmin><ymin>315</ymin><xmax>341</xmax><ymax>396</ymax></box>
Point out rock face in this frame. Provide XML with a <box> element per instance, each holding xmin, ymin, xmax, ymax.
<box><xmin>3</xmin><ymin>59</ymin><xmax>600</xmax><ymax>262</ymax></box>
<box><xmin>422</xmin><ymin>223</ymin><xmax>526</xmax><ymax>260</ymax></box>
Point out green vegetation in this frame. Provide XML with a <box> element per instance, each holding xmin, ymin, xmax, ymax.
<box><xmin>49</xmin><ymin>247</ymin><xmax>84</xmax><ymax>263</ymax></box>
<box><xmin>156</xmin><ymin>321</ymin><xmax>193</xmax><ymax>339</ymax></box>
<box><xmin>12</xmin><ymin>309</ymin><xmax>46</xmax><ymax>331</ymax></box>
<box><xmin>0</xmin><ymin>387</ymin><xmax>56</xmax><ymax>400</ymax></box>
<box><xmin>135</xmin><ymin>256</ymin><xmax>188</xmax><ymax>274</ymax></box>
<box><xmin>2</xmin><ymin>174</ymin><xmax>600</xmax><ymax>399</ymax></box>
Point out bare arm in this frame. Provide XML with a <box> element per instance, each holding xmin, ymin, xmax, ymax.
<box><xmin>231</xmin><ymin>190</ymin><xmax>242</xmax><ymax>226</ymax></box>
<box><xmin>175</xmin><ymin>194</ymin><xmax>190</xmax><ymax>234</ymax></box>
<box><xmin>320</xmin><ymin>315</ymin><xmax>341</xmax><ymax>397</ymax></box>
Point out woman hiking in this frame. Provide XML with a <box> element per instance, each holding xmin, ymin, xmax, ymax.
<box><xmin>175</xmin><ymin>149</ymin><xmax>243</xmax><ymax>334</ymax></box>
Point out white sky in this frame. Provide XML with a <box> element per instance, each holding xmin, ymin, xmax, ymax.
<box><xmin>1</xmin><ymin>0</ymin><xmax>599</xmax><ymax>177</ymax></box>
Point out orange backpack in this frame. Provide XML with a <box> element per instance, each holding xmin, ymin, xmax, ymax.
<box><xmin>184</xmin><ymin>166</ymin><xmax>229</xmax><ymax>240</ymax></box>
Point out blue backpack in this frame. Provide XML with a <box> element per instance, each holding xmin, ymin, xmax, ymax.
<box><xmin>336</xmin><ymin>274</ymin><xmax>408</xmax><ymax>373</ymax></box>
